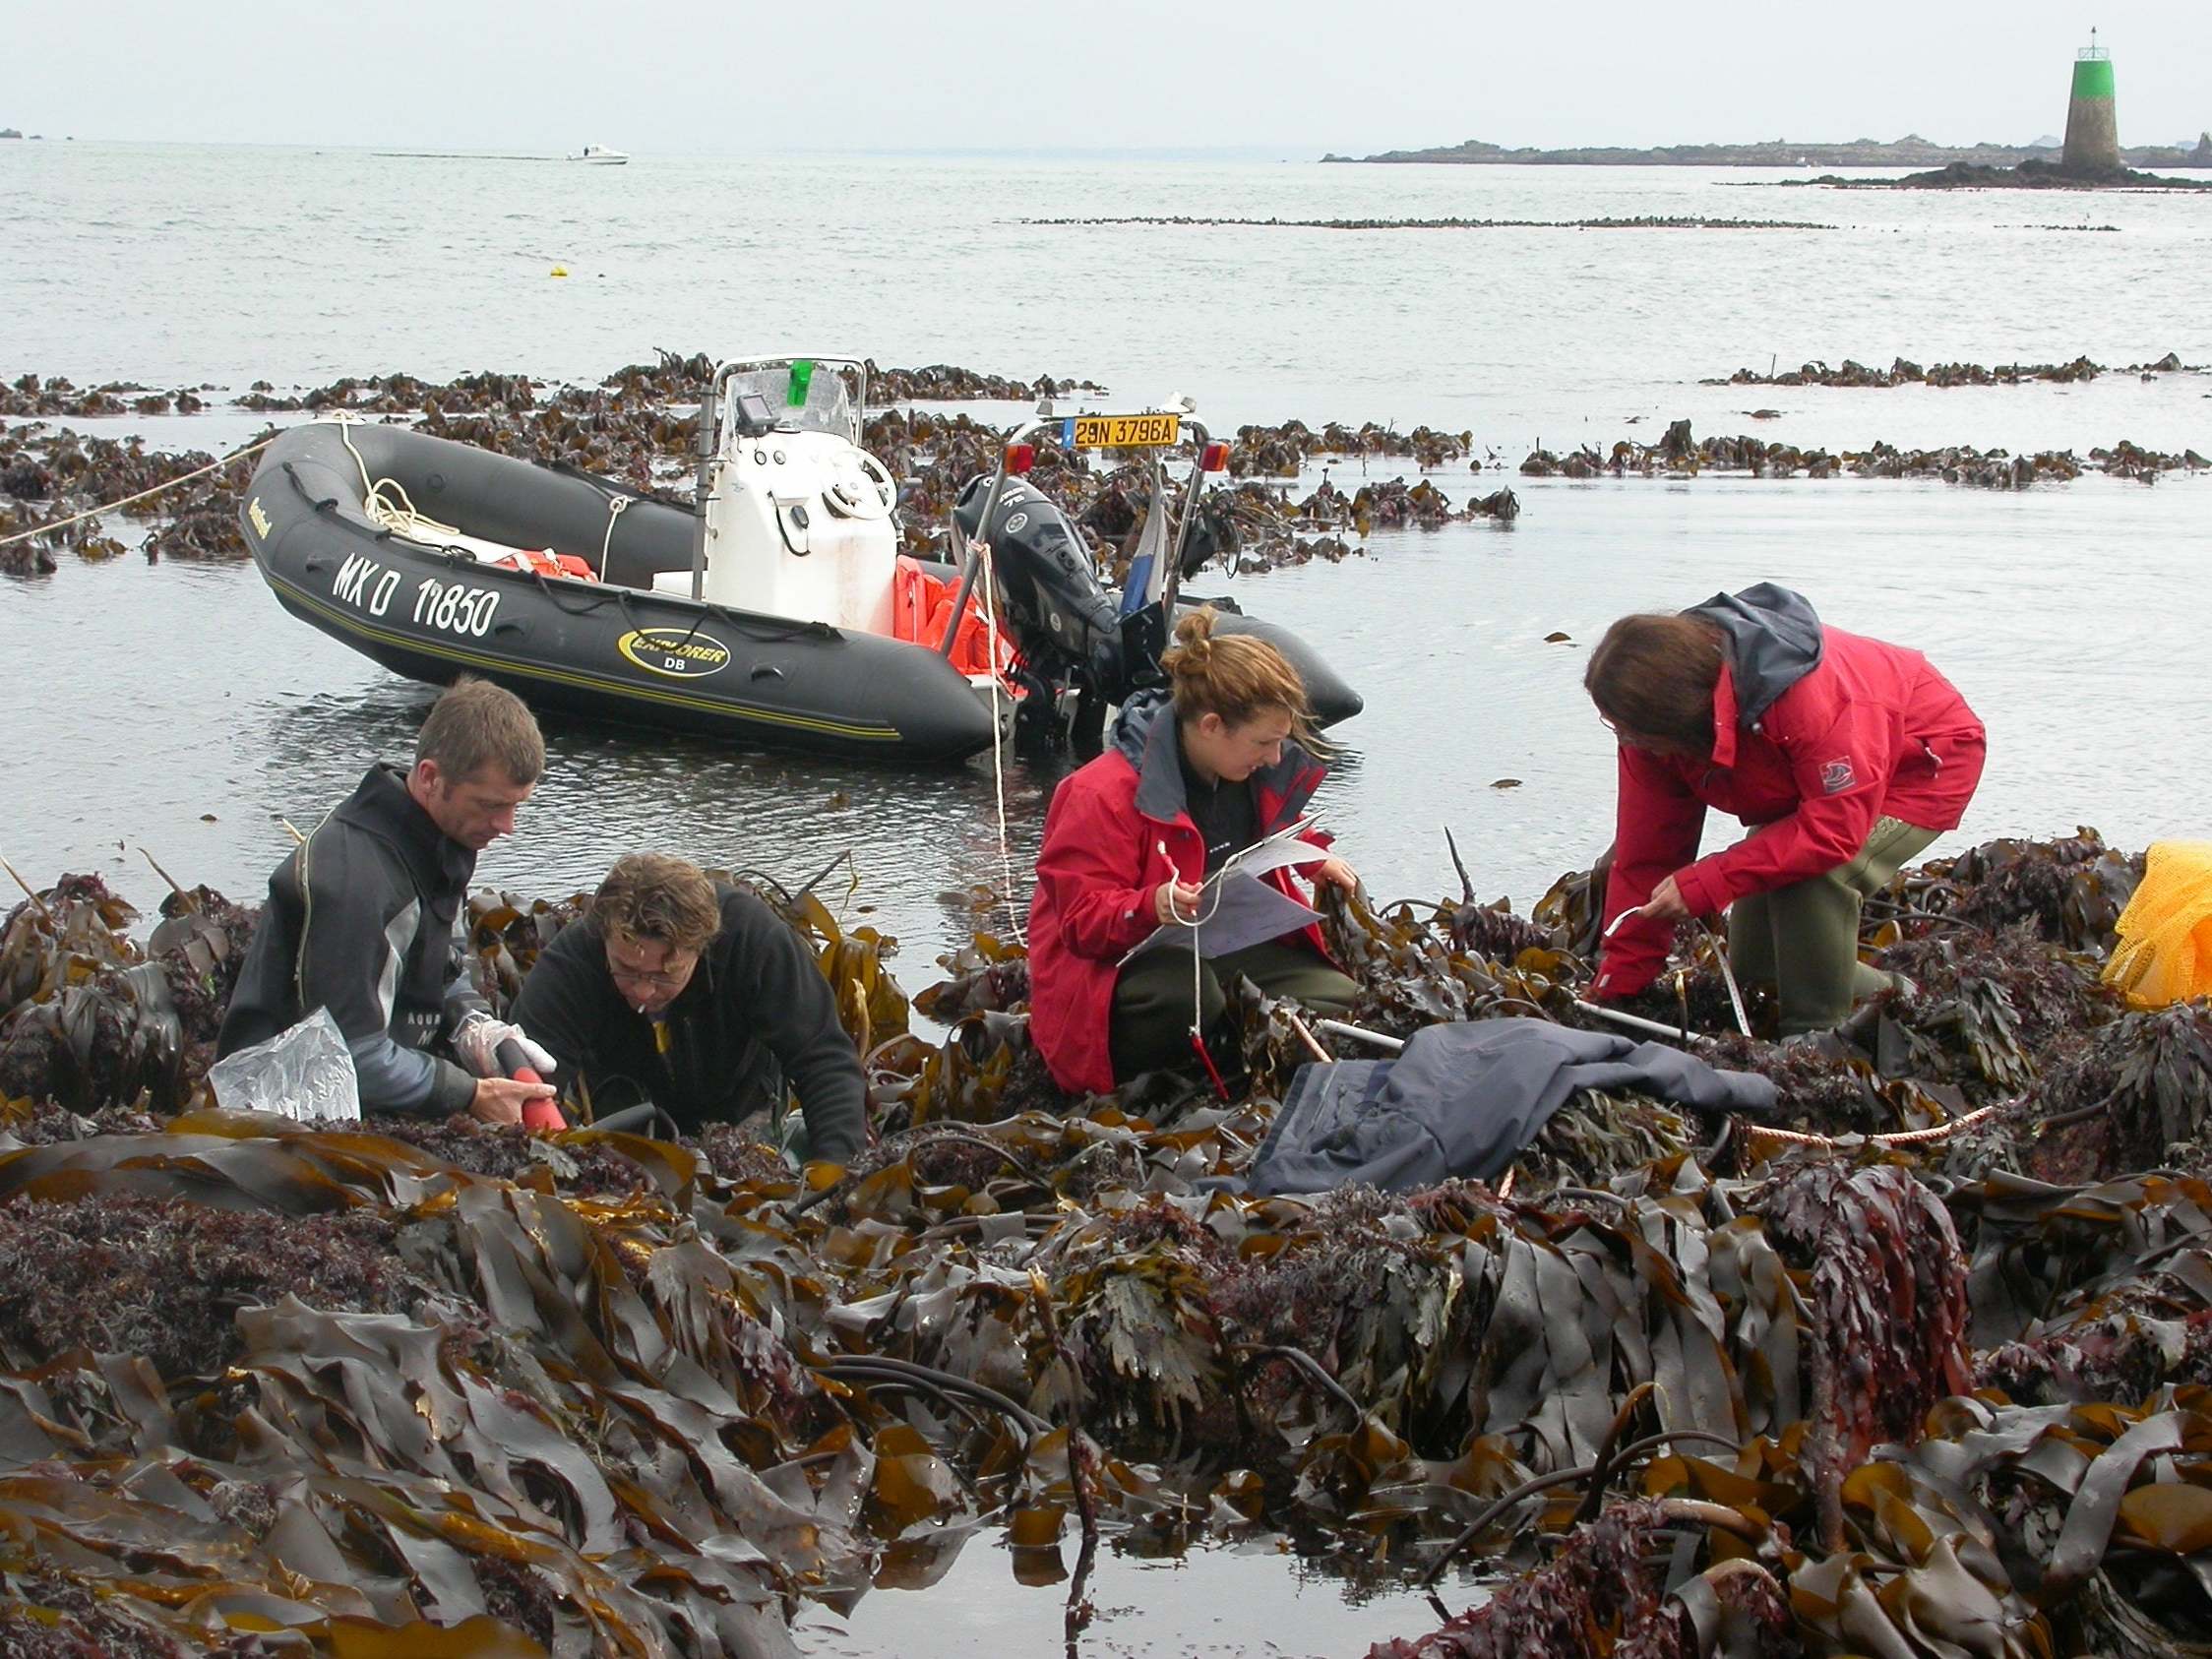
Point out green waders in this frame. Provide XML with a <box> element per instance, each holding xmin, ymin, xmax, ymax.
<box><xmin>1110</xmin><ymin>939</ymin><xmax>1358</xmax><ymax>1082</ymax></box>
<box><xmin>1727</xmin><ymin>815</ymin><xmax>1939</xmax><ymax>1036</ymax></box>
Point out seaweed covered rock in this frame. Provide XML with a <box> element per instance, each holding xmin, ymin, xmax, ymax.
<box><xmin>6</xmin><ymin>830</ymin><xmax>2212</xmax><ymax>1653</ymax></box>
<box><xmin>1936</xmin><ymin>828</ymin><xmax>2144</xmax><ymax>949</ymax></box>
<box><xmin>2028</xmin><ymin>1002</ymin><xmax>2212</xmax><ymax>1174</ymax></box>
<box><xmin>0</xmin><ymin>875</ymin><xmax>255</xmax><ymax>1114</ymax></box>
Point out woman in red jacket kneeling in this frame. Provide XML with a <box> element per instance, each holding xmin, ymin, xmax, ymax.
<box><xmin>1027</xmin><ymin>609</ymin><xmax>1359</xmax><ymax>1095</ymax></box>
<box><xmin>1586</xmin><ymin>584</ymin><xmax>1986</xmax><ymax>1037</ymax></box>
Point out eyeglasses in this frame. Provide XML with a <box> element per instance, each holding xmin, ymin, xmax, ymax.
<box><xmin>604</xmin><ymin>940</ymin><xmax>698</xmax><ymax>991</ymax></box>
<box><xmin>1599</xmin><ymin>712</ymin><xmax>1664</xmax><ymax>750</ymax></box>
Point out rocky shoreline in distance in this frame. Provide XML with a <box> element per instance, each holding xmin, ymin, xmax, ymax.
<box><xmin>1022</xmin><ymin>215</ymin><xmax>1834</xmax><ymax>231</ymax></box>
<box><xmin>1790</xmin><ymin>156</ymin><xmax>2212</xmax><ymax>191</ymax></box>
<box><xmin>1520</xmin><ymin>418</ymin><xmax>2207</xmax><ymax>487</ymax></box>
<box><xmin>1325</xmin><ymin>132</ymin><xmax>2212</xmax><ymax>169</ymax></box>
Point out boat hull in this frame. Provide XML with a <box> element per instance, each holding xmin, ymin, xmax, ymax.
<box><xmin>239</xmin><ymin>422</ymin><xmax>999</xmax><ymax>763</ymax></box>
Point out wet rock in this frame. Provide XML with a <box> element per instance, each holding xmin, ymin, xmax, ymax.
<box><xmin>1703</xmin><ymin>350</ymin><xmax>2202</xmax><ymax>388</ymax></box>
<box><xmin>866</xmin><ymin>363</ymin><xmax>1101</xmax><ymax>401</ymax></box>
<box><xmin>1233</xmin><ymin>418</ymin><xmax>1473</xmax><ymax>474</ymax></box>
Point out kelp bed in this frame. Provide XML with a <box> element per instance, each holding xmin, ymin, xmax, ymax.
<box><xmin>0</xmin><ymin>353</ymin><xmax>1502</xmax><ymax>583</ymax></box>
<box><xmin>3</xmin><ymin>830</ymin><xmax>2212</xmax><ymax>1656</ymax></box>
<box><xmin>21</xmin><ymin>348</ymin><xmax>2203</xmax><ymax>589</ymax></box>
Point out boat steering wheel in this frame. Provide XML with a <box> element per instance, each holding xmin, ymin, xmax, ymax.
<box><xmin>826</xmin><ymin>452</ymin><xmax>897</xmax><ymax>520</ymax></box>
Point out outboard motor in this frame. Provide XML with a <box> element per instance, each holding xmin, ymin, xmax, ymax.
<box><xmin>952</xmin><ymin>472</ymin><xmax>1271</xmax><ymax>756</ymax></box>
<box><xmin>953</xmin><ymin>475</ymin><xmax>1127</xmax><ymax>749</ymax></box>
<box><xmin>952</xmin><ymin>460</ymin><xmax>1356</xmax><ymax>756</ymax></box>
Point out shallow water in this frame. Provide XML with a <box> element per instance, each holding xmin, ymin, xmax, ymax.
<box><xmin>3</xmin><ymin>465</ymin><xmax>2202</xmax><ymax>982</ymax></box>
<box><xmin>3</xmin><ymin>140</ymin><xmax>2210</xmax><ymax>1655</ymax></box>
<box><xmin>6</xmin><ymin>142</ymin><xmax>2210</xmax><ymax>448</ymax></box>
<box><xmin>792</xmin><ymin>1531</ymin><xmax>1464</xmax><ymax>1658</ymax></box>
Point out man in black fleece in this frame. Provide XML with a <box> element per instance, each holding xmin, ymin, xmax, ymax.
<box><xmin>217</xmin><ymin>678</ymin><xmax>557</xmax><ymax>1124</ymax></box>
<box><xmin>509</xmin><ymin>853</ymin><xmax>867</xmax><ymax>1163</ymax></box>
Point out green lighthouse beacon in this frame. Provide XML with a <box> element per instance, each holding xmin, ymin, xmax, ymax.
<box><xmin>2062</xmin><ymin>30</ymin><xmax>2120</xmax><ymax>175</ymax></box>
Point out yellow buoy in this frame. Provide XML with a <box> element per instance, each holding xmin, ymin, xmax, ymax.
<box><xmin>549</xmin><ymin>265</ymin><xmax>570</xmax><ymax>278</ymax></box>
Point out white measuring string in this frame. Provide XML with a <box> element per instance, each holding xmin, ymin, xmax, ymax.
<box><xmin>974</xmin><ymin>537</ymin><xmax>1026</xmax><ymax>947</ymax></box>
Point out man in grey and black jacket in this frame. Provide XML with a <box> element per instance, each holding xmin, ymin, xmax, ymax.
<box><xmin>509</xmin><ymin>852</ymin><xmax>868</xmax><ymax>1162</ymax></box>
<box><xmin>217</xmin><ymin>678</ymin><xmax>558</xmax><ymax>1124</ymax></box>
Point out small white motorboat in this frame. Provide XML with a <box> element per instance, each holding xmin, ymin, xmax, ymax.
<box><xmin>571</xmin><ymin>145</ymin><xmax>629</xmax><ymax>164</ymax></box>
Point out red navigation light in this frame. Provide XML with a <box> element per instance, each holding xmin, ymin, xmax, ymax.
<box><xmin>1199</xmin><ymin>441</ymin><xmax>1230</xmax><ymax>473</ymax></box>
<box><xmin>1005</xmin><ymin>444</ymin><xmax>1036</xmax><ymax>474</ymax></box>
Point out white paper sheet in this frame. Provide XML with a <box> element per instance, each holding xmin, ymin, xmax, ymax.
<box><xmin>1123</xmin><ymin>870</ymin><xmax>1323</xmax><ymax>962</ymax></box>
<box><xmin>1118</xmin><ymin>816</ymin><xmax>1327</xmax><ymax>963</ymax></box>
<box><xmin>1218</xmin><ymin>834</ymin><xmax>1324</xmax><ymax>884</ymax></box>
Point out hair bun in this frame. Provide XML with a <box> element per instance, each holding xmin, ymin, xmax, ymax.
<box><xmin>1171</xmin><ymin>607</ymin><xmax>1217</xmax><ymax>656</ymax></box>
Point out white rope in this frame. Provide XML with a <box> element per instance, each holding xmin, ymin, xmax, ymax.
<box><xmin>336</xmin><ymin>414</ymin><xmax>464</xmax><ymax>545</ymax></box>
<box><xmin>1745</xmin><ymin>1102</ymin><xmax>2001</xmax><ymax>1151</ymax></box>
<box><xmin>0</xmin><ymin>434</ymin><xmax>277</xmax><ymax>548</ymax></box>
<box><xmin>598</xmin><ymin>493</ymin><xmax>631</xmax><ymax>574</ymax></box>
<box><xmin>1155</xmin><ymin>850</ymin><xmax>1234</xmax><ymax>1043</ymax></box>
<box><xmin>974</xmin><ymin>538</ymin><xmax>1026</xmax><ymax>947</ymax></box>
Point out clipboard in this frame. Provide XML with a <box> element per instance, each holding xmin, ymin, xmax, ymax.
<box><xmin>1119</xmin><ymin>816</ymin><xmax>1326</xmax><ymax>966</ymax></box>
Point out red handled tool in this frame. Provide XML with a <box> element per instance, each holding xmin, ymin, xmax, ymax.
<box><xmin>497</xmin><ymin>1037</ymin><xmax>567</xmax><ymax>1133</ymax></box>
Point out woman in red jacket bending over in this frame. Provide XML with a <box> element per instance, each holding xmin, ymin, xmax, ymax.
<box><xmin>1586</xmin><ymin>584</ymin><xmax>1986</xmax><ymax>1038</ymax></box>
<box><xmin>1027</xmin><ymin>609</ymin><xmax>1359</xmax><ymax>1095</ymax></box>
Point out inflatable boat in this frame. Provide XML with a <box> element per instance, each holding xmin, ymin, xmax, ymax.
<box><xmin>236</xmin><ymin>357</ymin><xmax>1359</xmax><ymax>764</ymax></box>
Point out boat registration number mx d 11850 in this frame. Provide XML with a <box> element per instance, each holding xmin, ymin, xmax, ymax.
<box><xmin>1065</xmin><ymin>413</ymin><xmax>1181</xmax><ymax>450</ymax></box>
<box><xmin>330</xmin><ymin>555</ymin><xmax>500</xmax><ymax>638</ymax></box>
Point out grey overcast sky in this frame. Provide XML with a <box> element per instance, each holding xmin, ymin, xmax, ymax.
<box><xmin>5</xmin><ymin>1</ymin><xmax>2206</xmax><ymax>154</ymax></box>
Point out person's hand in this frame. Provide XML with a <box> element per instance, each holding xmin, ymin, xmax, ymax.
<box><xmin>1153</xmin><ymin>879</ymin><xmax>1202</xmax><ymax>925</ymax></box>
<box><xmin>1640</xmin><ymin>874</ymin><xmax>1691</xmax><ymax>924</ymax></box>
<box><xmin>453</xmin><ymin>1012</ymin><xmax>556</xmax><ymax>1078</ymax></box>
<box><xmin>1312</xmin><ymin>856</ymin><xmax>1358</xmax><ymax>892</ymax></box>
<box><xmin>469</xmin><ymin>1074</ymin><xmax>556</xmax><ymax>1126</ymax></box>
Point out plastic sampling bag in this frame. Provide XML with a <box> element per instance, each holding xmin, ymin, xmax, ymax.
<box><xmin>206</xmin><ymin>1007</ymin><xmax>362</xmax><ymax>1122</ymax></box>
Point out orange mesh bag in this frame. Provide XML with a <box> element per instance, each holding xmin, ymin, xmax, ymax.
<box><xmin>2105</xmin><ymin>840</ymin><xmax>2212</xmax><ymax>1008</ymax></box>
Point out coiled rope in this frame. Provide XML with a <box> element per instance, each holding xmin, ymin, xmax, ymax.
<box><xmin>338</xmin><ymin>414</ymin><xmax>622</xmax><ymax>576</ymax></box>
<box><xmin>335</xmin><ymin>415</ymin><xmax>463</xmax><ymax>544</ymax></box>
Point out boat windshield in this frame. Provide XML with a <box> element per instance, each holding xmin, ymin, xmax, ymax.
<box><xmin>721</xmin><ymin>360</ymin><xmax>861</xmax><ymax>445</ymax></box>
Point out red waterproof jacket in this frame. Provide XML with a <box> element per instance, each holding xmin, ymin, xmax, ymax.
<box><xmin>1028</xmin><ymin>692</ymin><xmax>1330</xmax><ymax>1095</ymax></box>
<box><xmin>1593</xmin><ymin>584</ymin><xmax>1986</xmax><ymax>1001</ymax></box>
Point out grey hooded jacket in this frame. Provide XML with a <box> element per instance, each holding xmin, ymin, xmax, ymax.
<box><xmin>1235</xmin><ymin>1018</ymin><xmax>1777</xmax><ymax>1196</ymax></box>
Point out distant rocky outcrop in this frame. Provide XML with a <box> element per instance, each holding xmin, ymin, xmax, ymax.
<box><xmin>1849</xmin><ymin>156</ymin><xmax>2211</xmax><ymax>191</ymax></box>
<box><xmin>1324</xmin><ymin>133</ymin><xmax>2212</xmax><ymax>169</ymax></box>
